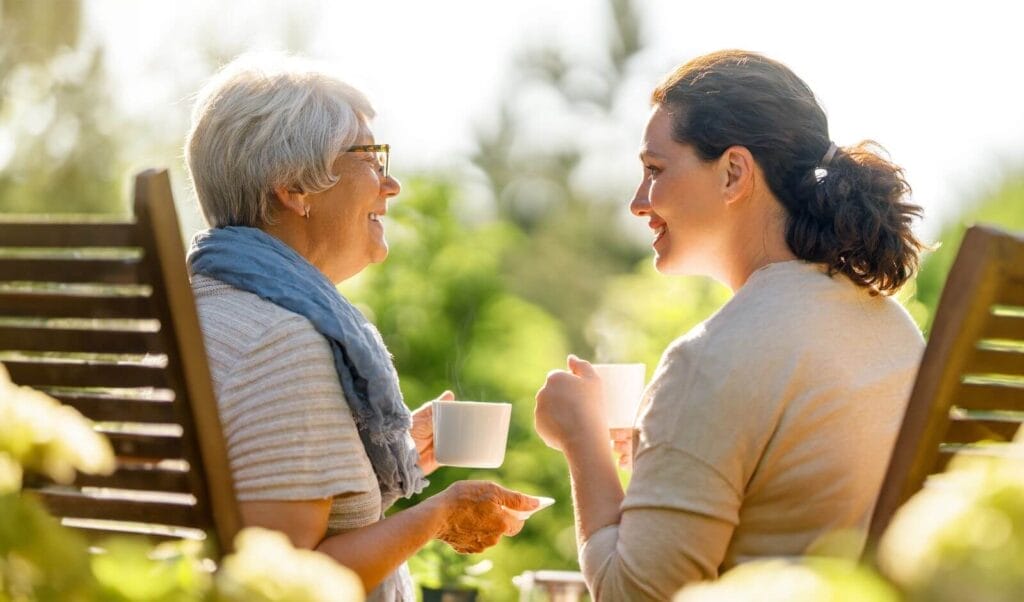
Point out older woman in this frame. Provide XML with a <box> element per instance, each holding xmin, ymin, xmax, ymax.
<box><xmin>184</xmin><ymin>54</ymin><xmax>536</xmax><ymax>601</ymax></box>
<box><xmin>535</xmin><ymin>50</ymin><xmax>926</xmax><ymax>600</ymax></box>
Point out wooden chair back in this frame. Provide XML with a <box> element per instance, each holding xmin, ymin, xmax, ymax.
<box><xmin>0</xmin><ymin>169</ymin><xmax>241</xmax><ymax>556</ymax></box>
<box><xmin>867</xmin><ymin>224</ymin><xmax>1024</xmax><ymax>545</ymax></box>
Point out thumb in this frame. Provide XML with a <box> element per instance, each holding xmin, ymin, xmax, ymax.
<box><xmin>436</xmin><ymin>390</ymin><xmax>455</xmax><ymax>402</ymax></box>
<box><xmin>567</xmin><ymin>354</ymin><xmax>597</xmax><ymax>379</ymax></box>
<box><xmin>491</xmin><ymin>485</ymin><xmax>539</xmax><ymax>511</ymax></box>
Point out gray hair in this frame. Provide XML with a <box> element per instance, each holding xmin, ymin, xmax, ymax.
<box><xmin>185</xmin><ymin>52</ymin><xmax>375</xmax><ymax>227</ymax></box>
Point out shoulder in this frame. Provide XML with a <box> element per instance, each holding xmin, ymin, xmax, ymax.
<box><xmin>191</xmin><ymin>275</ymin><xmax>339</xmax><ymax>402</ymax></box>
<box><xmin>192</xmin><ymin>274</ymin><xmax>332</xmax><ymax>361</ymax></box>
<box><xmin>700</xmin><ymin>261</ymin><xmax>921</xmax><ymax>351</ymax></box>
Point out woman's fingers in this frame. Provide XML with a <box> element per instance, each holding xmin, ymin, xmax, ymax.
<box><xmin>436</xmin><ymin>481</ymin><xmax>533</xmax><ymax>553</ymax></box>
<box><xmin>504</xmin><ymin>516</ymin><xmax>527</xmax><ymax>536</ymax></box>
<box><xmin>567</xmin><ymin>354</ymin><xmax>598</xmax><ymax>379</ymax></box>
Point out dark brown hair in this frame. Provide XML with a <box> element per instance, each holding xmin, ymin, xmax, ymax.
<box><xmin>651</xmin><ymin>50</ymin><xmax>924</xmax><ymax>295</ymax></box>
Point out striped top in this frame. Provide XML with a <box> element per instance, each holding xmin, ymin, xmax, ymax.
<box><xmin>192</xmin><ymin>274</ymin><xmax>414</xmax><ymax>602</ymax></box>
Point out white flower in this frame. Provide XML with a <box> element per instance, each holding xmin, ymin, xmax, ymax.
<box><xmin>216</xmin><ymin>528</ymin><xmax>364</xmax><ymax>602</ymax></box>
<box><xmin>0</xmin><ymin>362</ymin><xmax>115</xmax><ymax>484</ymax></box>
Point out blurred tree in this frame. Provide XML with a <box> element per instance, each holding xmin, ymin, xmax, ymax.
<box><xmin>342</xmin><ymin>177</ymin><xmax>577</xmax><ymax>600</ymax></box>
<box><xmin>0</xmin><ymin>0</ymin><xmax>126</xmax><ymax>215</ymax></box>
<box><xmin>590</xmin><ymin>263</ymin><xmax>732</xmax><ymax>369</ymax></box>
<box><xmin>471</xmin><ymin>0</ymin><xmax>648</xmax><ymax>355</ymax></box>
<box><xmin>913</xmin><ymin>175</ymin><xmax>1024</xmax><ymax>333</ymax></box>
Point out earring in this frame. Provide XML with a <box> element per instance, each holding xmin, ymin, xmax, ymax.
<box><xmin>303</xmin><ymin>206</ymin><xmax>310</xmax><ymax>219</ymax></box>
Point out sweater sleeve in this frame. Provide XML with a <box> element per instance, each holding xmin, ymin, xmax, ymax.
<box><xmin>215</xmin><ymin>313</ymin><xmax>376</xmax><ymax>501</ymax></box>
<box><xmin>580</xmin><ymin>445</ymin><xmax>739</xmax><ymax>601</ymax></box>
<box><xmin>578</xmin><ymin>328</ymin><xmax>757</xmax><ymax>600</ymax></box>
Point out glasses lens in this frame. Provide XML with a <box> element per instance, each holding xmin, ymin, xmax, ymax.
<box><xmin>378</xmin><ymin>150</ymin><xmax>389</xmax><ymax>178</ymax></box>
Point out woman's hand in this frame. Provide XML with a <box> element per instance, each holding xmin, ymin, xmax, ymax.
<box><xmin>410</xmin><ymin>390</ymin><xmax>454</xmax><ymax>476</ymax></box>
<box><xmin>432</xmin><ymin>481</ymin><xmax>537</xmax><ymax>554</ymax></box>
<box><xmin>610</xmin><ymin>427</ymin><xmax>635</xmax><ymax>471</ymax></box>
<box><xmin>535</xmin><ymin>355</ymin><xmax>608</xmax><ymax>453</ymax></box>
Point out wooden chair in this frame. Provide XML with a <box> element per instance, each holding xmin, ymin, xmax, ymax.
<box><xmin>867</xmin><ymin>224</ymin><xmax>1024</xmax><ymax>546</ymax></box>
<box><xmin>0</xmin><ymin>169</ymin><xmax>241</xmax><ymax>557</ymax></box>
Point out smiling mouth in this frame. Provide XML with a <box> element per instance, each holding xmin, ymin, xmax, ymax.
<box><xmin>369</xmin><ymin>212</ymin><xmax>382</xmax><ymax>222</ymax></box>
<box><xmin>653</xmin><ymin>224</ymin><xmax>666</xmax><ymax>244</ymax></box>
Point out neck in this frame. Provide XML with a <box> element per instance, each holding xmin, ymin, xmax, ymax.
<box><xmin>260</xmin><ymin>216</ymin><xmax>320</xmax><ymax>271</ymax></box>
<box><xmin>720</xmin><ymin>204</ymin><xmax>796</xmax><ymax>293</ymax></box>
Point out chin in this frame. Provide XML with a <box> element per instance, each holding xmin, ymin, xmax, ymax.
<box><xmin>370</xmin><ymin>244</ymin><xmax>389</xmax><ymax>264</ymax></box>
<box><xmin>653</xmin><ymin>253</ymin><xmax>688</xmax><ymax>276</ymax></box>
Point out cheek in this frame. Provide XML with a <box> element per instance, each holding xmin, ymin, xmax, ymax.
<box><xmin>648</xmin><ymin>177</ymin><xmax>685</xmax><ymax>218</ymax></box>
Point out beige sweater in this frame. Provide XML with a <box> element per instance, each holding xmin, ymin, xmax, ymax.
<box><xmin>192</xmin><ymin>274</ymin><xmax>414</xmax><ymax>602</ymax></box>
<box><xmin>581</xmin><ymin>261</ymin><xmax>924</xmax><ymax>601</ymax></box>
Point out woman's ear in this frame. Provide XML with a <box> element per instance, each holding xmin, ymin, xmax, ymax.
<box><xmin>272</xmin><ymin>186</ymin><xmax>309</xmax><ymax>219</ymax></box>
<box><xmin>720</xmin><ymin>146</ymin><xmax>756</xmax><ymax>205</ymax></box>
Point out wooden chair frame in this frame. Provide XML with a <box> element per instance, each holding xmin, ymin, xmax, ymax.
<box><xmin>867</xmin><ymin>225</ymin><xmax>1024</xmax><ymax>546</ymax></box>
<box><xmin>0</xmin><ymin>169</ymin><xmax>241</xmax><ymax>556</ymax></box>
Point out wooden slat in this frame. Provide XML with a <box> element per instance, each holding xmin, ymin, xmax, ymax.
<box><xmin>104</xmin><ymin>432</ymin><xmax>184</xmax><ymax>460</ymax></box>
<box><xmin>982</xmin><ymin>313</ymin><xmax>1024</xmax><ymax>342</ymax></box>
<box><xmin>997</xmin><ymin>279</ymin><xmax>1024</xmax><ymax>307</ymax></box>
<box><xmin>3</xmin><ymin>360</ymin><xmax>168</xmax><ymax>388</ymax></box>
<box><xmin>47</xmin><ymin>393</ymin><xmax>176</xmax><ymax>423</ymax></box>
<box><xmin>24</xmin><ymin>463</ymin><xmax>191</xmax><ymax>493</ymax></box>
<box><xmin>75</xmin><ymin>466</ymin><xmax>191</xmax><ymax>493</ymax></box>
<box><xmin>0</xmin><ymin>326</ymin><xmax>161</xmax><ymax>354</ymax></box>
<box><xmin>0</xmin><ymin>258</ymin><xmax>144</xmax><ymax>285</ymax></box>
<box><xmin>935</xmin><ymin>442</ymin><xmax>1022</xmax><ymax>473</ymax></box>
<box><xmin>0</xmin><ymin>222</ymin><xmax>136</xmax><ymax>247</ymax></box>
<box><xmin>934</xmin><ymin>448</ymin><xmax>956</xmax><ymax>473</ymax></box>
<box><xmin>70</xmin><ymin>526</ymin><xmax>196</xmax><ymax>547</ymax></box>
<box><xmin>28</xmin><ymin>489</ymin><xmax>200</xmax><ymax>528</ymax></box>
<box><xmin>967</xmin><ymin>348</ymin><xmax>1024</xmax><ymax>376</ymax></box>
<box><xmin>0</xmin><ymin>292</ymin><xmax>152</xmax><ymax>318</ymax></box>
<box><xmin>944</xmin><ymin>418</ymin><xmax>1021</xmax><ymax>444</ymax></box>
<box><xmin>954</xmin><ymin>381</ymin><xmax>1024</xmax><ymax>412</ymax></box>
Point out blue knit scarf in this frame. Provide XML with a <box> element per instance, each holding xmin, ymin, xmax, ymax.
<box><xmin>187</xmin><ymin>226</ymin><xmax>426</xmax><ymax>507</ymax></box>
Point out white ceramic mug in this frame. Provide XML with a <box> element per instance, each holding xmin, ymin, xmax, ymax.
<box><xmin>592</xmin><ymin>363</ymin><xmax>646</xmax><ymax>429</ymax></box>
<box><xmin>433</xmin><ymin>400</ymin><xmax>512</xmax><ymax>468</ymax></box>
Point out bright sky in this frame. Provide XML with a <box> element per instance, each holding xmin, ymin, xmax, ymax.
<box><xmin>86</xmin><ymin>0</ymin><xmax>1024</xmax><ymax>238</ymax></box>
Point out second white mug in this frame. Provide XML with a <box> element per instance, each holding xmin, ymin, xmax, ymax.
<box><xmin>592</xmin><ymin>363</ymin><xmax>646</xmax><ymax>429</ymax></box>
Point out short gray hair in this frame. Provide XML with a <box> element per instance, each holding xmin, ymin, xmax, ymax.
<box><xmin>185</xmin><ymin>52</ymin><xmax>375</xmax><ymax>227</ymax></box>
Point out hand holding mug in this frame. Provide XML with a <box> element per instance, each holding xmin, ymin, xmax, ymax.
<box><xmin>610</xmin><ymin>427</ymin><xmax>634</xmax><ymax>471</ymax></box>
<box><xmin>534</xmin><ymin>355</ymin><xmax>608</xmax><ymax>453</ymax></box>
<box><xmin>411</xmin><ymin>390</ymin><xmax>455</xmax><ymax>476</ymax></box>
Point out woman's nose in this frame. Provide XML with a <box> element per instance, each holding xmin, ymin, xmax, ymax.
<box><xmin>382</xmin><ymin>174</ymin><xmax>401</xmax><ymax>197</ymax></box>
<box><xmin>629</xmin><ymin>182</ymin><xmax>650</xmax><ymax>217</ymax></box>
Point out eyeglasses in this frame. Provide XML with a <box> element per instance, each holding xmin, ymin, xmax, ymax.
<box><xmin>346</xmin><ymin>144</ymin><xmax>390</xmax><ymax>179</ymax></box>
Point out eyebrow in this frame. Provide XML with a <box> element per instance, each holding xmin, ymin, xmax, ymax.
<box><xmin>639</xmin><ymin>149</ymin><xmax>664</xmax><ymax>162</ymax></box>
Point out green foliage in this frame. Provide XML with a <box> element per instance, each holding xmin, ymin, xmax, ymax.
<box><xmin>0</xmin><ymin>366</ymin><xmax>363</xmax><ymax>602</ymax></box>
<box><xmin>90</xmin><ymin>538</ymin><xmax>210</xmax><ymax>602</ymax></box>
<box><xmin>471</xmin><ymin>0</ymin><xmax>648</xmax><ymax>355</ymax></box>
<box><xmin>675</xmin><ymin>557</ymin><xmax>901</xmax><ymax>602</ymax></box>
<box><xmin>406</xmin><ymin>540</ymin><xmax>493</xmax><ymax>591</ymax></box>
<box><xmin>0</xmin><ymin>493</ymin><xmax>95</xmax><ymax>601</ymax></box>
<box><xmin>0</xmin><ymin>0</ymin><xmax>126</xmax><ymax>216</ymax></box>
<box><xmin>215</xmin><ymin>528</ymin><xmax>364</xmax><ymax>602</ymax></box>
<box><xmin>912</xmin><ymin>176</ymin><xmax>1024</xmax><ymax>331</ymax></box>
<box><xmin>0</xmin><ymin>363</ymin><xmax>115</xmax><ymax>491</ymax></box>
<box><xmin>344</xmin><ymin>177</ymin><xmax>575</xmax><ymax>600</ymax></box>
<box><xmin>590</xmin><ymin>262</ymin><xmax>731</xmax><ymax>368</ymax></box>
<box><xmin>878</xmin><ymin>452</ymin><xmax>1024</xmax><ymax>602</ymax></box>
